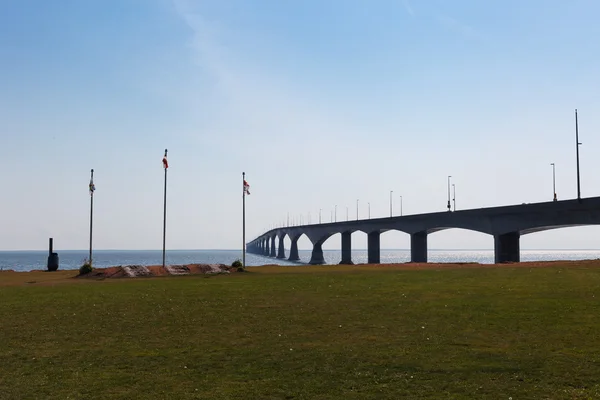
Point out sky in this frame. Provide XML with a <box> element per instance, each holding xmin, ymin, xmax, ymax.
<box><xmin>1</xmin><ymin>0</ymin><xmax>600</xmax><ymax>251</ymax></box>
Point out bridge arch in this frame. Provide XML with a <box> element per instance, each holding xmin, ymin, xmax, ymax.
<box><xmin>427</xmin><ymin>228</ymin><xmax>494</xmax><ymax>263</ymax></box>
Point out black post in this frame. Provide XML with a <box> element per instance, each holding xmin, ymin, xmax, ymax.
<box><xmin>89</xmin><ymin>169</ymin><xmax>94</xmax><ymax>266</ymax></box>
<box><xmin>242</xmin><ymin>172</ymin><xmax>246</xmax><ymax>268</ymax></box>
<box><xmin>162</xmin><ymin>149</ymin><xmax>168</xmax><ymax>268</ymax></box>
<box><xmin>575</xmin><ymin>109</ymin><xmax>581</xmax><ymax>201</ymax></box>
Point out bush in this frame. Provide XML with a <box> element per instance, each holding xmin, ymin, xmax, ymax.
<box><xmin>79</xmin><ymin>262</ymin><xmax>93</xmax><ymax>275</ymax></box>
<box><xmin>231</xmin><ymin>259</ymin><xmax>243</xmax><ymax>268</ymax></box>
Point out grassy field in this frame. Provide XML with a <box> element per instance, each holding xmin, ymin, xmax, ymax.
<box><xmin>1</xmin><ymin>264</ymin><xmax>600</xmax><ymax>399</ymax></box>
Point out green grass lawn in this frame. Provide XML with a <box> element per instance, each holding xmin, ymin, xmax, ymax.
<box><xmin>1</xmin><ymin>265</ymin><xmax>600</xmax><ymax>399</ymax></box>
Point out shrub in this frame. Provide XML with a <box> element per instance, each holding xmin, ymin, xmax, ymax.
<box><xmin>79</xmin><ymin>262</ymin><xmax>93</xmax><ymax>275</ymax></box>
<box><xmin>231</xmin><ymin>259</ymin><xmax>243</xmax><ymax>268</ymax></box>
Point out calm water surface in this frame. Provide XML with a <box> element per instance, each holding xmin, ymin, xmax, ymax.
<box><xmin>1</xmin><ymin>249</ymin><xmax>600</xmax><ymax>272</ymax></box>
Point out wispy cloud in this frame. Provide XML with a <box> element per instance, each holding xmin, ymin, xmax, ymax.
<box><xmin>402</xmin><ymin>0</ymin><xmax>415</xmax><ymax>18</ymax></box>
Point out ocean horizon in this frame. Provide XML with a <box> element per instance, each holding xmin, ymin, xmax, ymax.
<box><xmin>2</xmin><ymin>249</ymin><xmax>600</xmax><ymax>272</ymax></box>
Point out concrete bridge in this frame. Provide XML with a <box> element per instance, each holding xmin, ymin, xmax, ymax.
<box><xmin>246</xmin><ymin>197</ymin><xmax>600</xmax><ymax>264</ymax></box>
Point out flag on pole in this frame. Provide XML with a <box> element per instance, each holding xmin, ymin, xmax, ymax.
<box><xmin>89</xmin><ymin>178</ymin><xmax>95</xmax><ymax>195</ymax></box>
<box><xmin>162</xmin><ymin>151</ymin><xmax>169</xmax><ymax>169</ymax></box>
<box><xmin>243</xmin><ymin>180</ymin><xmax>250</xmax><ymax>195</ymax></box>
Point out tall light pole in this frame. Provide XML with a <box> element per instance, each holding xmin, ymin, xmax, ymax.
<box><xmin>452</xmin><ymin>184</ymin><xmax>456</xmax><ymax>211</ymax></box>
<box><xmin>390</xmin><ymin>190</ymin><xmax>393</xmax><ymax>217</ymax></box>
<box><xmin>346</xmin><ymin>206</ymin><xmax>348</xmax><ymax>221</ymax></box>
<box><xmin>335</xmin><ymin>205</ymin><xmax>337</xmax><ymax>222</ymax></box>
<box><xmin>319</xmin><ymin>209</ymin><xmax>322</xmax><ymax>224</ymax></box>
<box><xmin>575</xmin><ymin>109</ymin><xmax>582</xmax><ymax>201</ymax></box>
<box><xmin>447</xmin><ymin>175</ymin><xmax>452</xmax><ymax>211</ymax></box>
<box><xmin>356</xmin><ymin>199</ymin><xmax>359</xmax><ymax>220</ymax></box>
<box><xmin>368</xmin><ymin>202</ymin><xmax>371</xmax><ymax>219</ymax></box>
<box><xmin>399</xmin><ymin>195</ymin><xmax>403</xmax><ymax>216</ymax></box>
<box><xmin>551</xmin><ymin>163</ymin><xmax>557</xmax><ymax>201</ymax></box>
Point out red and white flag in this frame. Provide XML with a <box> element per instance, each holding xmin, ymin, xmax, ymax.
<box><xmin>162</xmin><ymin>151</ymin><xmax>168</xmax><ymax>169</ymax></box>
<box><xmin>243</xmin><ymin>180</ymin><xmax>250</xmax><ymax>195</ymax></box>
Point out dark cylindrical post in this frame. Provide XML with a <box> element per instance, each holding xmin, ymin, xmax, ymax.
<box><xmin>242</xmin><ymin>172</ymin><xmax>246</xmax><ymax>268</ymax></box>
<box><xmin>452</xmin><ymin>184</ymin><xmax>456</xmax><ymax>211</ymax></box>
<box><xmin>89</xmin><ymin>169</ymin><xmax>94</xmax><ymax>266</ymax></box>
<box><xmin>575</xmin><ymin>110</ymin><xmax>581</xmax><ymax>201</ymax></box>
<box><xmin>49</xmin><ymin>237</ymin><xmax>53</xmax><ymax>255</ymax></box>
<box><xmin>163</xmin><ymin>149</ymin><xmax>168</xmax><ymax>268</ymax></box>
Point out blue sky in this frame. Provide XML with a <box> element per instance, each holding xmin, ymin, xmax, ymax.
<box><xmin>1</xmin><ymin>0</ymin><xmax>599</xmax><ymax>251</ymax></box>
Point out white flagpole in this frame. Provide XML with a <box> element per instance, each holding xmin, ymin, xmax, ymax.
<box><xmin>89</xmin><ymin>168</ymin><xmax>94</xmax><ymax>267</ymax></box>
<box><xmin>162</xmin><ymin>149</ymin><xmax>168</xmax><ymax>268</ymax></box>
<box><xmin>242</xmin><ymin>172</ymin><xmax>246</xmax><ymax>268</ymax></box>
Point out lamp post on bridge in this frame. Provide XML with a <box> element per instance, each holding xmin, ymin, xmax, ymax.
<box><xmin>452</xmin><ymin>184</ymin><xmax>456</xmax><ymax>211</ymax></box>
<box><xmin>399</xmin><ymin>195</ymin><xmax>403</xmax><ymax>216</ymax></box>
<box><xmin>551</xmin><ymin>163</ymin><xmax>557</xmax><ymax>202</ymax></box>
<box><xmin>368</xmin><ymin>202</ymin><xmax>371</xmax><ymax>219</ymax></box>
<box><xmin>335</xmin><ymin>205</ymin><xmax>337</xmax><ymax>222</ymax></box>
<box><xmin>346</xmin><ymin>206</ymin><xmax>348</xmax><ymax>221</ymax></box>
<box><xmin>319</xmin><ymin>209</ymin><xmax>322</xmax><ymax>224</ymax></box>
<box><xmin>447</xmin><ymin>176</ymin><xmax>452</xmax><ymax>211</ymax></box>
<box><xmin>356</xmin><ymin>199</ymin><xmax>359</xmax><ymax>220</ymax></box>
<box><xmin>390</xmin><ymin>190</ymin><xmax>393</xmax><ymax>217</ymax></box>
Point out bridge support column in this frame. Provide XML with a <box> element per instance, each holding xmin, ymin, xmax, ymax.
<box><xmin>288</xmin><ymin>236</ymin><xmax>300</xmax><ymax>261</ymax></box>
<box><xmin>367</xmin><ymin>231</ymin><xmax>380</xmax><ymax>264</ymax></box>
<box><xmin>309</xmin><ymin>242</ymin><xmax>325</xmax><ymax>265</ymax></box>
<box><xmin>411</xmin><ymin>231</ymin><xmax>428</xmax><ymax>262</ymax></box>
<box><xmin>340</xmin><ymin>231</ymin><xmax>353</xmax><ymax>264</ymax></box>
<box><xmin>270</xmin><ymin>236</ymin><xmax>276</xmax><ymax>257</ymax></box>
<box><xmin>264</xmin><ymin>238</ymin><xmax>270</xmax><ymax>256</ymax></box>
<box><xmin>494</xmin><ymin>232</ymin><xmax>520</xmax><ymax>263</ymax></box>
<box><xmin>277</xmin><ymin>236</ymin><xmax>286</xmax><ymax>259</ymax></box>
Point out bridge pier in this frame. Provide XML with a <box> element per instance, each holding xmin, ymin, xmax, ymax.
<box><xmin>309</xmin><ymin>242</ymin><xmax>325</xmax><ymax>265</ymax></box>
<box><xmin>411</xmin><ymin>231</ymin><xmax>428</xmax><ymax>262</ymax></box>
<box><xmin>494</xmin><ymin>232</ymin><xmax>520</xmax><ymax>263</ymax></box>
<box><xmin>340</xmin><ymin>231</ymin><xmax>353</xmax><ymax>264</ymax></box>
<box><xmin>368</xmin><ymin>231</ymin><xmax>380</xmax><ymax>264</ymax></box>
<box><xmin>270</xmin><ymin>236</ymin><xmax>276</xmax><ymax>257</ymax></box>
<box><xmin>288</xmin><ymin>236</ymin><xmax>300</xmax><ymax>261</ymax></box>
<box><xmin>277</xmin><ymin>235</ymin><xmax>286</xmax><ymax>259</ymax></box>
<box><xmin>264</xmin><ymin>238</ymin><xmax>270</xmax><ymax>256</ymax></box>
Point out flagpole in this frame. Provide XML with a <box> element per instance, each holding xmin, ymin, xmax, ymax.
<box><xmin>242</xmin><ymin>171</ymin><xmax>246</xmax><ymax>268</ymax></box>
<box><xmin>162</xmin><ymin>149</ymin><xmax>168</xmax><ymax>268</ymax></box>
<box><xmin>89</xmin><ymin>168</ymin><xmax>94</xmax><ymax>267</ymax></box>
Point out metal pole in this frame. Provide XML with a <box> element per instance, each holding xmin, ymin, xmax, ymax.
<box><xmin>575</xmin><ymin>109</ymin><xmax>581</xmax><ymax>201</ymax></box>
<box><xmin>551</xmin><ymin>163</ymin><xmax>556</xmax><ymax>201</ymax></box>
<box><xmin>89</xmin><ymin>169</ymin><xmax>94</xmax><ymax>266</ymax></box>
<box><xmin>447</xmin><ymin>176</ymin><xmax>452</xmax><ymax>211</ymax></box>
<box><xmin>346</xmin><ymin>207</ymin><xmax>348</xmax><ymax>221</ymax></box>
<box><xmin>356</xmin><ymin>199</ymin><xmax>359</xmax><ymax>220</ymax></box>
<box><xmin>335</xmin><ymin>205</ymin><xmax>337</xmax><ymax>222</ymax></box>
<box><xmin>242</xmin><ymin>172</ymin><xmax>246</xmax><ymax>268</ymax></box>
<box><xmin>162</xmin><ymin>149</ymin><xmax>168</xmax><ymax>268</ymax></box>
<box><xmin>452</xmin><ymin>184</ymin><xmax>456</xmax><ymax>211</ymax></box>
<box><xmin>319</xmin><ymin>209</ymin><xmax>322</xmax><ymax>223</ymax></box>
<box><xmin>368</xmin><ymin>202</ymin><xmax>370</xmax><ymax>219</ymax></box>
<box><xmin>399</xmin><ymin>196</ymin><xmax>403</xmax><ymax>216</ymax></box>
<box><xmin>390</xmin><ymin>190</ymin><xmax>393</xmax><ymax>217</ymax></box>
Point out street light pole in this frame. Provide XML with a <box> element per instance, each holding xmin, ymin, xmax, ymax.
<box><xmin>399</xmin><ymin>195</ymin><xmax>403</xmax><ymax>216</ymax></box>
<box><xmin>335</xmin><ymin>205</ymin><xmax>337</xmax><ymax>222</ymax></box>
<box><xmin>452</xmin><ymin>184</ymin><xmax>456</xmax><ymax>211</ymax></box>
<box><xmin>356</xmin><ymin>199</ymin><xmax>359</xmax><ymax>220</ymax></box>
<box><xmin>346</xmin><ymin>206</ymin><xmax>348</xmax><ymax>221</ymax></box>
<box><xmin>575</xmin><ymin>109</ymin><xmax>582</xmax><ymax>201</ymax></box>
<box><xmin>368</xmin><ymin>202</ymin><xmax>371</xmax><ymax>219</ymax></box>
<box><xmin>389</xmin><ymin>190</ymin><xmax>393</xmax><ymax>217</ymax></box>
<box><xmin>551</xmin><ymin>163</ymin><xmax>557</xmax><ymax>201</ymax></box>
<box><xmin>447</xmin><ymin>176</ymin><xmax>452</xmax><ymax>211</ymax></box>
<box><xmin>319</xmin><ymin>209</ymin><xmax>322</xmax><ymax>224</ymax></box>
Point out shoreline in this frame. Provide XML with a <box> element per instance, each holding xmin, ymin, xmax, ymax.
<box><xmin>2</xmin><ymin>259</ymin><xmax>600</xmax><ymax>287</ymax></box>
